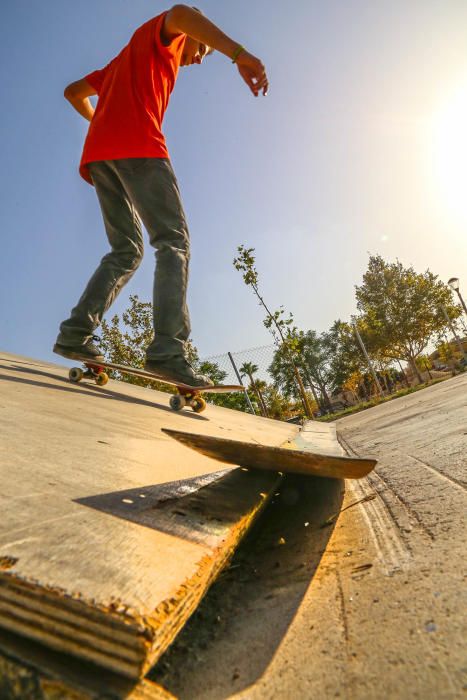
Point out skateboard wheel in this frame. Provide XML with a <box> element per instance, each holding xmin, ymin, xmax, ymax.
<box><xmin>69</xmin><ymin>367</ymin><xmax>83</xmax><ymax>383</ymax></box>
<box><xmin>95</xmin><ymin>372</ymin><xmax>109</xmax><ymax>387</ymax></box>
<box><xmin>191</xmin><ymin>396</ymin><xmax>207</xmax><ymax>413</ymax></box>
<box><xmin>169</xmin><ymin>394</ymin><xmax>186</xmax><ymax>411</ymax></box>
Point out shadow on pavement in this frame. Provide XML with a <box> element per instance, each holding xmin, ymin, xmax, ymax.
<box><xmin>150</xmin><ymin>474</ymin><xmax>344</xmax><ymax>698</ymax></box>
<box><xmin>0</xmin><ymin>365</ymin><xmax>208</xmax><ymax>420</ymax></box>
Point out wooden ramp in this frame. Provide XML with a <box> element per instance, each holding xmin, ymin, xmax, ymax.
<box><xmin>0</xmin><ymin>468</ymin><xmax>281</xmax><ymax>679</ymax></box>
<box><xmin>0</xmin><ymin>352</ymin><xmax>294</xmax><ymax>682</ymax></box>
<box><xmin>0</xmin><ymin>352</ymin><xmax>351</xmax><ymax>691</ymax></box>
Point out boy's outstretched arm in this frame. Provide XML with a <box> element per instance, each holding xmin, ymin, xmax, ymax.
<box><xmin>64</xmin><ymin>79</ymin><xmax>97</xmax><ymax>120</ymax></box>
<box><xmin>163</xmin><ymin>5</ymin><xmax>269</xmax><ymax>96</ymax></box>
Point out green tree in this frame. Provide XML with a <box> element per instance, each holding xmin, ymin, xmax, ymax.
<box><xmin>295</xmin><ymin>330</ymin><xmax>333</xmax><ymax>410</ymax></box>
<box><xmin>268</xmin><ymin>347</ymin><xmax>300</xmax><ymax>399</ymax></box>
<box><xmin>436</xmin><ymin>340</ymin><xmax>463</xmax><ymax>375</ymax></box>
<box><xmin>100</xmin><ymin>295</ymin><xmax>161</xmax><ymax>388</ymax></box>
<box><xmin>239</xmin><ymin>362</ymin><xmax>268</xmax><ymax>416</ymax></box>
<box><xmin>197</xmin><ymin>360</ymin><xmax>227</xmax><ymax>385</ymax></box>
<box><xmin>415</xmin><ymin>354</ymin><xmax>433</xmax><ymax>381</ymax></box>
<box><xmin>341</xmin><ymin>370</ymin><xmax>365</xmax><ymax>403</ymax></box>
<box><xmin>196</xmin><ymin>359</ymin><xmax>248</xmax><ymax>409</ymax></box>
<box><xmin>99</xmin><ymin>295</ymin><xmax>249</xmax><ymax>409</ymax></box>
<box><xmin>261</xmin><ymin>385</ymin><xmax>294</xmax><ymax>420</ymax></box>
<box><xmin>268</xmin><ymin>333</ymin><xmax>324</xmax><ymax>410</ymax></box>
<box><xmin>233</xmin><ymin>245</ymin><xmax>313</xmax><ymax>417</ymax></box>
<box><xmin>322</xmin><ymin>320</ymin><xmax>368</xmax><ymax>397</ymax></box>
<box><xmin>99</xmin><ymin>296</ymin><xmax>208</xmax><ymax>394</ymax></box>
<box><xmin>355</xmin><ymin>255</ymin><xmax>462</xmax><ymax>384</ymax></box>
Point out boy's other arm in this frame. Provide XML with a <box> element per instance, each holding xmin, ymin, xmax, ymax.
<box><xmin>64</xmin><ymin>79</ymin><xmax>97</xmax><ymax>121</ymax></box>
<box><xmin>163</xmin><ymin>5</ymin><xmax>269</xmax><ymax>96</ymax></box>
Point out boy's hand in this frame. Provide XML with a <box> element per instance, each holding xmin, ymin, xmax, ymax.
<box><xmin>236</xmin><ymin>51</ymin><xmax>269</xmax><ymax>96</ymax></box>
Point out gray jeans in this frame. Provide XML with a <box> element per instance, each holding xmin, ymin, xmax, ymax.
<box><xmin>57</xmin><ymin>158</ymin><xmax>191</xmax><ymax>360</ymax></box>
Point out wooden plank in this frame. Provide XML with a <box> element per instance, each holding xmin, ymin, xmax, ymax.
<box><xmin>161</xmin><ymin>429</ymin><xmax>377</xmax><ymax>479</ymax></box>
<box><xmin>0</xmin><ymin>628</ymin><xmax>175</xmax><ymax>699</ymax></box>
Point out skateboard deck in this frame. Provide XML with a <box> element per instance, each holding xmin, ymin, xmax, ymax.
<box><xmin>66</xmin><ymin>355</ymin><xmax>243</xmax><ymax>413</ymax></box>
<box><xmin>162</xmin><ymin>428</ymin><xmax>377</xmax><ymax>479</ymax></box>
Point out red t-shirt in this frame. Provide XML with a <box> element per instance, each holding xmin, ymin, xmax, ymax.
<box><xmin>79</xmin><ymin>12</ymin><xmax>185</xmax><ymax>184</ymax></box>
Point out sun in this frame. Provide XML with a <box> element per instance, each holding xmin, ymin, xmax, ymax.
<box><xmin>433</xmin><ymin>83</ymin><xmax>467</xmax><ymax>222</ymax></box>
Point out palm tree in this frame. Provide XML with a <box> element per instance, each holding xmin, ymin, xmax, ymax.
<box><xmin>252</xmin><ymin>379</ymin><xmax>269</xmax><ymax>418</ymax></box>
<box><xmin>239</xmin><ymin>362</ymin><xmax>268</xmax><ymax>417</ymax></box>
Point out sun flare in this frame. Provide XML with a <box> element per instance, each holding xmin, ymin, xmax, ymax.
<box><xmin>433</xmin><ymin>83</ymin><xmax>467</xmax><ymax>222</ymax></box>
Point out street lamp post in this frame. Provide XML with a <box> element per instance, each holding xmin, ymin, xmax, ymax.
<box><xmin>448</xmin><ymin>277</ymin><xmax>467</xmax><ymax>317</ymax></box>
<box><xmin>440</xmin><ymin>305</ymin><xmax>467</xmax><ymax>363</ymax></box>
<box><xmin>351</xmin><ymin>319</ymin><xmax>385</xmax><ymax>397</ymax></box>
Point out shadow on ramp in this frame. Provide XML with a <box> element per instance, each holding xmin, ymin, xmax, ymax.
<box><xmin>74</xmin><ymin>467</ymin><xmax>278</xmax><ymax>546</ymax></box>
<box><xmin>0</xmin><ymin>364</ymin><xmax>208</xmax><ymax>420</ymax></box>
<box><xmin>150</xmin><ymin>474</ymin><xmax>345</xmax><ymax>698</ymax></box>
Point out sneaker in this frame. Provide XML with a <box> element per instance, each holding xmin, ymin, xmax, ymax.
<box><xmin>144</xmin><ymin>356</ymin><xmax>214</xmax><ymax>387</ymax></box>
<box><xmin>53</xmin><ymin>335</ymin><xmax>104</xmax><ymax>362</ymax></box>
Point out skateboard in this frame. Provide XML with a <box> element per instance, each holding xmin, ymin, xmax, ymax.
<box><xmin>66</xmin><ymin>356</ymin><xmax>243</xmax><ymax>413</ymax></box>
<box><xmin>162</xmin><ymin>428</ymin><xmax>377</xmax><ymax>479</ymax></box>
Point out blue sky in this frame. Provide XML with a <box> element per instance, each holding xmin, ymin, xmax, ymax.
<box><xmin>2</xmin><ymin>0</ymin><xmax>467</xmax><ymax>363</ymax></box>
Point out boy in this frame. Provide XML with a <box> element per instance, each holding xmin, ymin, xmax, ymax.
<box><xmin>54</xmin><ymin>5</ymin><xmax>268</xmax><ymax>386</ymax></box>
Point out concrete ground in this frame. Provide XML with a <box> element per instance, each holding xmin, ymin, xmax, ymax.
<box><xmin>152</xmin><ymin>374</ymin><xmax>466</xmax><ymax>699</ymax></box>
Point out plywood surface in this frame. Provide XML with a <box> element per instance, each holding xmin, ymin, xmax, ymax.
<box><xmin>0</xmin><ymin>352</ymin><xmax>294</xmax><ymax>677</ymax></box>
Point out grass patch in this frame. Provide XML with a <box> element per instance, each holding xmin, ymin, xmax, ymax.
<box><xmin>317</xmin><ymin>377</ymin><xmax>450</xmax><ymax>422</ymax></box>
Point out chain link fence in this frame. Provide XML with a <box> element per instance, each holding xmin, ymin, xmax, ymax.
<box><xmin>200</xmin><ymin>344</ymin><xmax>276</xmax><ymax>386</ymax></box>
<box><xmin>199</xmin><ymin>344</ymin><xmax>315</xmax><ymax>420</ymax></box>
<box><xmin>199</xmin><ymin>344</ymin><xmax>290</xmax><ymax>417</ymax></box>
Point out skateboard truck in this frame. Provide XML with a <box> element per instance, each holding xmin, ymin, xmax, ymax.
<box><xmin>69</xmin><ymin>363</ymin><xmax>109</xmax><ymax>387</ymax></box>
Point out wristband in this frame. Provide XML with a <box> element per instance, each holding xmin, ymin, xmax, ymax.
<box><xmin>232</xmin><ymin>45</ymin><xmax>245</xmax><ymax>64</ymax></box>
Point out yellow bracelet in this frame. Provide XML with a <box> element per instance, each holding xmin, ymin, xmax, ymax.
<box><xmin>232</xmin><ymin>45</ymin><xmax>245</xmax><ymax>64</ymax></box>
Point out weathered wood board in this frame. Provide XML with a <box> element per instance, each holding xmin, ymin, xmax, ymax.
<box><xmin>162</xmin><ymin>429</ymin><xmax>377</xmax><ymax>479</ymax></box>
<box><xmin>0</xmin><ymin>628</ymin><xmax>174</xmax><ymax>699</ymax></box>
<box><xmin>0</xmin><ymin>352</ymin><xmax>297</xmax><ymax>679</ymax></box>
